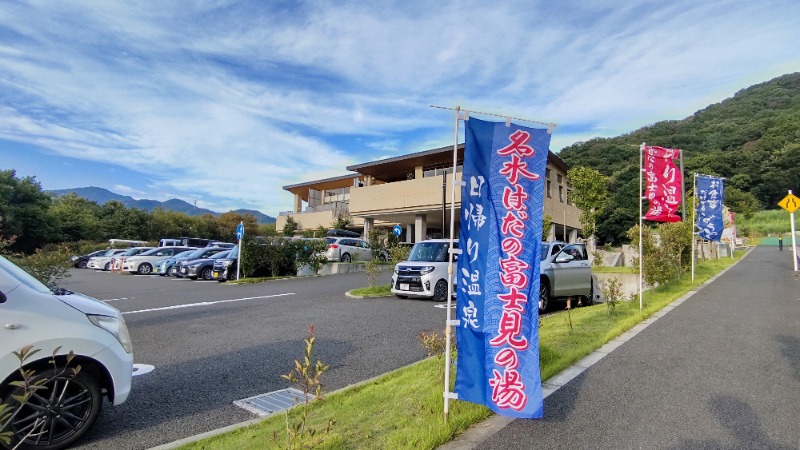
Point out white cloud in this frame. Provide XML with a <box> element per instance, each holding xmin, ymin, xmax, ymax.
<box><xmin>1</xmin><ymin>0</ymin><xmax>799</xmax><ymax>214</ymax></box>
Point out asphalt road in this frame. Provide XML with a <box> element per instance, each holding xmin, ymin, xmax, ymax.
<box><xmin>61</xmin><ymin>267</ymin><xmax>449</xmax><ymax>449</ymax></box>
<box><xmin>473</xmin><ymin>245</ymin><xmax>800</xmax><ymax>450</ymax></box>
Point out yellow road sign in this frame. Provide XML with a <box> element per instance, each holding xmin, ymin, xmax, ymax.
<box><xmin>778</xmin><ymin>193</ymin><xmax>800</xmax><ymax>213</ymax></box>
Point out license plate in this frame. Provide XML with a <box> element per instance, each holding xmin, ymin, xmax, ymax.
<box><xmin>213</xmin><ymin>271</ymin><xmax>219</xmax><ymax>277</ymax></box>
<box><xmin>399</xmin><ymin>283</ymin><xmax>409</xmax><ymax>291</ymax></box>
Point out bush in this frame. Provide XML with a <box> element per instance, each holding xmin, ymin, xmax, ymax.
<box><xmin>7</xmin><ymin>245</ymin><xmax>73</xmax><ymax>289</ymax></box>
<box><xmin>388</xmin><ymin>245</ymin><xmax>411</xmax><ymax>263</ymax></box>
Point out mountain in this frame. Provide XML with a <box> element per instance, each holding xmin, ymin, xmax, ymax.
<box><xmin>48</xmin><ymin>186</ymin><xmax>276</xmax><ymax>224</ymax></box>
<box><xmin>557</xmin><ymin>72</ymin><xmax>800</xmax><ymax>244</ymax></box>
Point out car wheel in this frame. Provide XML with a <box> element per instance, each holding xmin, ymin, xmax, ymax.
<box><xmin>340</xmin><ymin>253</ymin><xmax>352</xmax><ymax>263</ymax></box>
<box><xmin>103</xmin><ymin>262</ymin><xmax>111</xmax><ymax>271</ymax></box>
<box><xmin>395</xmin><ymin>294</ymin><xmax>408</xmax><ymax>299</ymax></box>
<box><xmin>201</xmin><ymin>267</ymin><xmax>213</xmax><ymax>280</ymax></box>
<box><xmin>138</xmin><ymin>263</ymin><xmax>153</xmax><ymax>275</ymax></box>
<box><xmin>77</xmin><ymin>260</ymin><xmax>88</xmax><ymax>269</ymax></box>
<box><xmin>539</xmin><ymin>280</ymin><xmax>550</xmax><ymax>313</ymax></box>
<box><xmin>2</xmin><ymin>368</ymin><xmax>103</xmax><ymax>450</ymax></box>
<box><xmin>379</xmin><ymin>254</ymin><xmax>388</xmax><ymax>262</ymax></box>
<box><xmin>433</xmin><ymin>279</ymin><xmax>449</xmax><ymax>302</ymax></box>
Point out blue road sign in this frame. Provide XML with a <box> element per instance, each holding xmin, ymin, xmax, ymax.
<box><xmin>236</xmin><ymin>223</ymin><xmax>245</xmax><ymax>240</ymax></box>
<box><xmin>393</xmin><ymin>225</ymin><xmax>402</xmax><ymax>237</ymax></box>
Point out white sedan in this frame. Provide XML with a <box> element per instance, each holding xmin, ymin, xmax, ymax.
<box><xmin>121</xmin><ymin>247</ymin><xmax>195</xmax><ymax>274</ymax></box>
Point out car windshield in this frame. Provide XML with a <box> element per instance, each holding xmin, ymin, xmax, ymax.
<box><xmin>175</xmin><ymin>250</ymin><xmax>196</xmax><ymax>259</ymax></box>
<box><xmin>0</xmin><ymin>255</ymin><xmax>52</xmax><ymax>294</ymax></box>
<box><xmin>408</xmin><ymin>242</ymin><xmax>451</xmax><ymax>262</ymax></box>
<box><xmin>210</xmin><ymin>251</ymin><xmax>231</xmax><ymax>259</ymax></box>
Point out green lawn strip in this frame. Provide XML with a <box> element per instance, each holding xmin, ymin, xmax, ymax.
<box><xmin>348</xmin><ymin>284</ymin><xmax>392</xmax><ymax>297</ymax></box>
<box><xmin>592</xmin><ymin>266</ymin><xmax>635</xmax><ymax>273</ymax></box>
<box><xmin>178</xmin><ymin>252</ymin><xmax>744</xmax><ymax>450</ymax></box>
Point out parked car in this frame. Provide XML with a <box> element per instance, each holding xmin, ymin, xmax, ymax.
<box><xmin>325</xmin><ymin>237</ymin><xmax>386</xmax><ymax>262</ymax></box>
<box><xmin>211</xmin><ymin>245</ymin><xmax>239</xmax><ymax>282</ymax></box>
<box><xmin>0</xmin><ymin>254</ymin><xmax>133</xmax><ymax>450</ymax></box>
<box><xmin>121</xmin><ymin>246</ymin><xmax>195</xmax><ymax>274</ymax></box>
<box><xmin>177</xmin><ymin>250</ymin><xmax>232</xmax><ymax>280</ymax></box>
<box><xmin>391</xmin><ymin>239</ymin><xmax>458</xmax><ymax>301</ymax></box>
<box><xmin>111</xmin><ymin>246</ymin><xmax>157</xmax><ymax>271</ymax></box>
<box><xmin>157</xmin><ymin>247</ymin><xmax>226</xmax><ymax>276</ymax></box>
<box><xmin>538</xmin><ymin>241</ymin><xmax>593</xmax><ymax>312</ymax></box>
<box><xmin>69</xmin><ymin>249</ymin><xmax>107</xmax><ymax>268</ymax></box>
<box><xmin>154</xmin><ymin>249</ymin><xmax>196</xmax><ymax>276</ymax></box>
<box><xmin>206</xmin><ymin>241</ymin><xmax>235</xmax><ymax>249</ymax></box>
<box><xmin>86</xmin><ymin>249</ymin><xmax>128</xmax><ymax>270</ymax></box>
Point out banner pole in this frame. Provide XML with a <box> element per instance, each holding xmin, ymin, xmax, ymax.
<box><xmin>680</xmin><ymin>150</ymin><xmax>686</xmax><ymax>220</ymax></box>
<box><xmin>691</xmin><ymin>174</ymin><xmax>696</xmax><ymax>283</ymax></box>
<box><xmin>443</xmin><ymin>106</ymin><xmax>460</xmax><ymax>419</ymax></box>
<box><xmin>790</xmin><ymin>190</ymin><xmax>798</xmax><ymax>272</ymax></box>
<box><xmin>639</xmin><ymin>143</ymin><xmax>644</xmax><ymax>311</ymax></box>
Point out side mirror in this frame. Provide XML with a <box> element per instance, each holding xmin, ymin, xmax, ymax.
<box><xmin>0</xmin><ymin>291</ymin><xmax>6</xmax><ymax>304</ymax></box>
<box><xmin>555</xmin><ymin>253</ymin><xmax>574</xmax><ymax>264</ymax></box>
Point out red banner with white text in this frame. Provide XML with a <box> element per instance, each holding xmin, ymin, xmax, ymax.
<box><xmin>643</xmin><ymin>146</ymin><xmax>682</xmax><ymax>222</ymax></box>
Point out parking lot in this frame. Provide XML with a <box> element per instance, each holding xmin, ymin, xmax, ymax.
<box><xmin>61</xmin><ymin>267</ymin><xmax>447</xmax><ymax>449</ymax></box>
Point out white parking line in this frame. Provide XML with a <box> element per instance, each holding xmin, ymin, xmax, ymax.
<box><xmin>123</xmin><ymin>293</ymin><xmax>295</xmax><ymax>315</ymax></box>
<box><xmin>103</xmin><ymin>297</ymin><xmax>131</xmax><ymax>302</ymax></box>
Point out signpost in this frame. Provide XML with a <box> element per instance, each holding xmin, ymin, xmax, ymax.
<box><xmin>392</xmin><ymin>224</ymin><xmax>402</xmax><ymax>237</ymax></box>
<box><xmin>235</xmin><ymin>222</ymin><xmax>244</xmax><ymax>280</ymax></box>
<box><xmin>778</xmin><ymin>191</ymin><xmax>798</xmax><ymax>271</ymax></box>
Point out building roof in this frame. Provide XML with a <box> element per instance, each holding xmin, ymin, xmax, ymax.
<box><xmin>346</xmin><ymin>143</ymin><xmax>571</xmax><ymax>180</ymax></box>
<box><xmin>346</xmin><ymin>144</ymin><xmax>465</xmax><ymax>182</ymax></box>
<box><xmin>282</xmin><ymin>173</ymin><xmax>363</xmax><ymax>202</ymax></box>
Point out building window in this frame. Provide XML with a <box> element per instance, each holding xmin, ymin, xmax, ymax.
<box><xmin>547</xmin><ymin>180</ymin><xmax>552</xmax><ymax>198</ymax></box>
<box><xmin>546</xmin><ymin>168</ymin><xmax>551</xmax><ymax>179</ymax></box>
<box><xmin>566</xmin><ymin>188</ymin><xmax>572</xmax><ymax>205</ymax></box>
<box><xmin>557</xmin><ymin>174</ymin><xmax>563</xmax><ymax>184</ymax></box>
<box><xmin>559</xmin><ymin>185</ymin><xmax>564</xmax><ymax>202</ymax></box>
<box><xmin>423</xmin><ymin>161</ymin><xmax>463</xmax><ymax>178</ymax></box>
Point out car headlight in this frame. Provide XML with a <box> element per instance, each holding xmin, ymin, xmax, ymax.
<box><xmin>88</xmin><ymin>315</ymin><xmax>133</xmax><ymax>354</ymax></box>
<box><xmin>220</xmin><ymin>260</ymin><xmax>234</xmax><ymax>267</ymax></box>
<box><xmin>394</xmin><ymin>266</ymin><xmax>400</xmax><ymax>274</ymax></box>
<box><xmin>420</xmin><ymin>266</ymin><xmax>435</xmax><ymax>275</ymax></box>
<box><xmin>70</xmin><ymin>256</ymin><xmax>79</xmax><ymax>261</ymax></box>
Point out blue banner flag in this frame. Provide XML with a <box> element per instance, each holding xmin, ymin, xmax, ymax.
<box><xmin>696</xmin><ymin>175</ymin><xmax>724</xmax><ymax>241</ymax></box>
<box><xmin>455</xmin><ymin>117</ymin><xmax>547</xmax><ymax>418</ymax></box>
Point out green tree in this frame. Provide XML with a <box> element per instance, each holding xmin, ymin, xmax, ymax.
<box><xmin>567</xmin><ymin>167</ymin><xmax>608</xmax><ymax>247</ymax></box>
<box><xmin>0</xmin><ymin>170</ymin><xmax>59</xmax><ymax>253</ymax></box>
<box><xmin>218</xmin><ymin>211</ymin><xmax>259</xmax><ymax>241</ymax></box>
<box><xmin>331</xmin><ymin>214</ymin><xmax>351</xmax><ymax>230</ymax></box>
<box><xmin>49</xmin><ymin>193</ymin><xmax>104</xmax><ymax>242</ymax></box>
<box><xmin>542</xmin><ymin>214</ymin><xmax>553</xmax><ymax>241</ymax></box>
<box><xmin>657</xmin><ymin>221</ymin><xmax>692</xmax><ymax>280</ymax></box>
<box><xmin>282</xmin><ymin>216</ymin><xmax>298</xmax><ymax>236</ymax></box>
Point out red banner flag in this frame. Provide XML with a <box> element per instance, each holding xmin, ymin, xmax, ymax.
<box><xmin>643</xmin><ymin>146</ymin><xmax>682</xmax><ymax>222</ymax></box>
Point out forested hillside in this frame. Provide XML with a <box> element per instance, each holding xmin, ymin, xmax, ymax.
<box><xmin>558</xmin><ymin>72</ymin><xmax>800</xmax><ymax>244</ymax></box>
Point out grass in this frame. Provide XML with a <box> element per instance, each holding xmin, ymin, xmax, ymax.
<box><xmin>592</xmin><ymin>266</ymin><xmax>635</xmax><ymax>274</ymax></box>
<box><xmin>178</xmin><ymin>252</ymin><xmax>745</xmax><ymax>450</ymax></box>
<box><xmin>348</xmin><ymin>284</ymin><xmax>392</xmax><ymax>297</ymax></box>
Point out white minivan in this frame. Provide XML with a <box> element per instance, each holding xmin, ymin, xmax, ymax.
<box><xmin>391</xmin><ymin>239</ymin><xmax>458</xmax><ymax>301</ymax></box>
<box><xmin>0</xmin><ymin>255</ymin><xmax>133</xmax><ymax>449</ymax></box>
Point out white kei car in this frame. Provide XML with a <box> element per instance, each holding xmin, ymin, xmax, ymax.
<box><xmin>0</xmin><ymin>255</ymin><xmax>133</xmax><ymax>449</ymax></box>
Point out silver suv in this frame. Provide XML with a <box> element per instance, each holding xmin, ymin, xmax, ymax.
<box><xmin>325</xmin><ymin>237</ymin><xmax>387</xmax><ymax>262</ymax></box>
<box><xmin>539</xmin><ymin>241</ymin><xmax>593</xmax><ymax>312</ymax></box>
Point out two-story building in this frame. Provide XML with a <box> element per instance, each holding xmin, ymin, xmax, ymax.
<box><xmin>277</xmin><ymin>143</ymin><xmax>582</xmax><ymax>243</ymax></box>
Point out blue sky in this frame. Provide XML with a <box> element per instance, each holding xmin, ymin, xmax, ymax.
<box><xmin>1</xmin><ymin>1</ymin><xmax>799</xmax><ymax>217</ymax></box>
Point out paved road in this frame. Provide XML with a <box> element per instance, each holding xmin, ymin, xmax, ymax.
<box><xmin>472</xmin><ymin>245</ymin><xmax>800</xmax><ymax>449</ymax></box>
<box><xmin>60</xmin><ymin>268</ymin><xmax>448</xmax><ymax>449</ymax></box>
